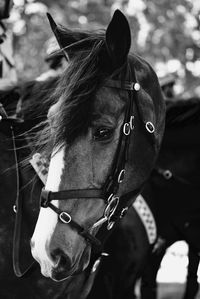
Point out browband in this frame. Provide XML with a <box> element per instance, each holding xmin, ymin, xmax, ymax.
<box><xmin>105</xmin><ymin>79</ymin><xmax>140</xmax><ymax>91</ymax></box>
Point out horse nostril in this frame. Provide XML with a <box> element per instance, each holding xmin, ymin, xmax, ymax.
<box><xmin>51</xmin><ymin>248</ymin><xmax>71</xmax><ymax>271</ymax></box>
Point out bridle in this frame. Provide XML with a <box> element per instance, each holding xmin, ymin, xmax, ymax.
<box><xmin>40</xmin><ymin>66</ymin><xmax>155</xmax><ymax>251</ymax></box>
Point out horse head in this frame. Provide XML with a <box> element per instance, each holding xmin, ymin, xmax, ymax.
<box><xmin>31</xmin><ymin>9</ymin><xmax>165</xmax><ymax>281</ymax></box>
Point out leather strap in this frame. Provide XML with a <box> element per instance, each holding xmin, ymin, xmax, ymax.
<box><xmin>40</xmin><ymin>188</ymin><xmax>106</xmax><ymax>206</ymax></box>
<box><xmin>0</xmin><ymin>103</ymin><xmax>37</xmax><ymax>277</ymax></box>
<box><xmin>48</xmin><ymin>202</ymin><xmax>101</xmax><ymax>249</ymax></box>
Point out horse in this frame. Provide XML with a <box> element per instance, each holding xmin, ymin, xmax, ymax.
<box><xmin>136</xmin><ymin>96</ymin><xmax>200</xmax><ymax>299</ymax></box>
<box><xmin>29</xmin><ymin>8</ymin><xmax>165</xmax><ymax>284</ymax></box>
<box><xmin>0</xmin><ymin>8</ymin><xmax>165</xmax><ymax>298</ymax></box>
<box><xmin>0</xmin><ymin>79</ymin><xmax>152</xmax><ymax>299</ymax></box>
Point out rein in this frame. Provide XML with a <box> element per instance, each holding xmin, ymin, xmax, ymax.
<box><xmin>0</xmin><ymin>103</ymin><xmax>36</xmax><ymax>278</ymax></box>
<box><xmin>40</xmin><ymin>67</ymin><xmax>154</xmax><ymax>251</ymax></box>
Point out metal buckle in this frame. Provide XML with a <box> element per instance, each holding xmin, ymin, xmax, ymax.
<box><xmin>123</xmin><ymin>123</ymin><xmax>131</xmax><ymax>135</ymax></box>
<box><xmin>59</xmin><ymin>211</ymin><xmax>72</xmax><ymax>224</ymax></box>
<box><xmin>145</xmin><ymin>121</ymin><xmax>155</xmax><ymax>133</ymax></box>
<box><xmin>118</xmin><ymin>169</ymin><xmax>125</xmax><ymax>183</ymax></box>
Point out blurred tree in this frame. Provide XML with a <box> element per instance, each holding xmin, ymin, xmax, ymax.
<box><xmin>8</xmin><ymin>0</ymin><xmax>200</xmax><ymax>95</ymax></box>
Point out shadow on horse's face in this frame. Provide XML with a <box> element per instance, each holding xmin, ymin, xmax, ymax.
<box><xmin>30</xmin><ymin>10</ymin><xmax>165</xmax><ymax>282</ymax></box>
<box><xmin>31</xmin><ymin>87</ymin><xmax>126</xmax><ymax>281</ymax></box>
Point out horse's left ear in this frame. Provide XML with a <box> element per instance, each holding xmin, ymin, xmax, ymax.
<box><xmin>47</xmin><ymin>13</ymin><xmax>69</xmax><ymax>60</ymax></box>
<box><xmin>47</xmin><ymin>13</ymin><xmax>89</xmax><ymax>60</ymax></box>
<box><xmin>106</xmin><ymin>10</ymin><xmax>131</xmax><ymax>69</ymax></box>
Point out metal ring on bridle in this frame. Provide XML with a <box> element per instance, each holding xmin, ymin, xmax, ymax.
<box><xmin>120</xmin><ymin>206</ymin><xmax>128</xmax><ymax>218</ymax></box>
<box><xmin>107</xmin><ymin>221</ymin><xmax>115</xmax><ymax>230</ymax></box>
<box><xmin>107</xmin><ymin>193</ymin><xmax>114</xmax><ymax>203</ymax></box>
<box><xmin>104</xmin><ymin>196</ymin><xmax>119</xmax><ymax>219</ymax></box>
<box><xmin>163</xmin><ymin>169</ymin><xmax>172</xmax><ymax>180</ymax></box>
<box><xmin>13</xmin><ymin>205</ymin><xmax>17</xmax><ymax>213</ymax></box>
<box><xmin>59</xmin><ymin>211</ymin><xmax>72</xmax><ymax>224</ymax></box>
<box><xmin>145</xmin><ymin>121</ymin><xmax>155</xmax><ymax>133</ymax></box>
<box><xmin>123</xmin><ymin>123</ymin><xmax>131</xmax><ymax>135</ymax></box>
<box><xmin>118</xmin><ymin>169</ymin><xmax>125</xmax><ymax>183</ymax></box>
<box><xmin>130</xmin><ymin>115</ymin><xmax>134</xmax><ymax>130</ymax></box>
<box><xmin>92</xmin><ymin>258</ymin><xmax>101</xmax><ymax>273</ymax></box>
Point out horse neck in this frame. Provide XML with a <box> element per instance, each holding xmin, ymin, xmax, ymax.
<box><xmin>156</xmin><ymin>125</ymin><xmax>200</xmax><ymax>183</ymax></box>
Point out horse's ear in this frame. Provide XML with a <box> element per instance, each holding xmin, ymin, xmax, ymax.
<box><xmin>105</xmin><ymin>10</ymin><xmax>131</xmax><ymax>70</ymax></box>
<box><xmin>47</xmin><ymin>13</ymin><xmax>89</xmax><ymax>60</ymax></box>
<box><xmin>47</xmin><ymin>13</ymin><xmax>69</xmax><ymax>60</ymax></box>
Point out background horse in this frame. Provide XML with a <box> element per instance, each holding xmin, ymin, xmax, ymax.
<box><xmin>0</xmin><ymin>9</ymin><xmax>165</xmax><ymax>299</ymax></box>
<box><xmin>139</xmin><ymin>96</ymin><xmax>200</xmax><ymax>299</ymax></box>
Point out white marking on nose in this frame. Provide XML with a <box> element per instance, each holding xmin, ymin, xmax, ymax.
<box><xmin>31</xmin><ymin>146</ymin><xmax>65</xmax><ymax>271</ymax></box>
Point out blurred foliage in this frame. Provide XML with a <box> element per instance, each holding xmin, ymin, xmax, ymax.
<box><xmin>5</xmin><ymin>0</ymin><xmax>200</xmax><ymax>95</ymax></box>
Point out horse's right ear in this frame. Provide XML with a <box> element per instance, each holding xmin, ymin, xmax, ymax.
<box><xmin>105</xmin><ymin>10</ymin><xmax>131</xmax><ymax>70</ymax></box>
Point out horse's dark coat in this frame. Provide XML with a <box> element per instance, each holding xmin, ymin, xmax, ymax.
<box><xmin>0</xmin><ymin>10</ymin><xmax>166</xmax><ymax>299</ymax></box>
<box><xmin>138</xmin><ymin>97</ymin><xmax>200</xmax><ymax>299</ymax></box>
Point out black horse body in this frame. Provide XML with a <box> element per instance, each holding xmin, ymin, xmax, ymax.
<box><xmin>140</xmin><ymin>97</ymin><xmax>200</xmax><ymax>299</ymax></box>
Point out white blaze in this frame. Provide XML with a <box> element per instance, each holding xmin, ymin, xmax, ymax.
<box><xmin>31</xmin><ymin>146</ymin><xmax>65</xmax><ymax>277</ymax></box>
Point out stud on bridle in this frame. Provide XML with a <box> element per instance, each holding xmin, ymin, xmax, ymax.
<box><xmin>40</xmin><ymin>69</ymin><xmax>155</xmax><ymax>251</ymax></box>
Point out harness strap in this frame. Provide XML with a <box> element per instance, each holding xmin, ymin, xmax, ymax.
<box><xmin>41</xmin><ymin>188</ymin><xmax>106</xmax><ymax>204</ymax></box>
<box><xmin>0</xmin><ymin>102</ymin><xmax>37</xmax><ymax>277</ymax></box>
<box><xmin>105</xmin><ymin>79</ymin><xmax>140</xmax><ymax>91</ymax></box>
<box><xmin>48</xmin><ymin>202</ymin><xmax>102</xmax><ymax>249</ymax></box>
<box><xmin>13</xmin><ymin>186</ymin><xmax>37</xmax><ymax>277</ymax></box>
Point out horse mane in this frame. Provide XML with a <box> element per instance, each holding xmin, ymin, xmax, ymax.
<box><xmin>31</xmin><ymin>27</ymin><xmax>127</xmax><ymax>154</ymax></box>
<box><xmin>18</xmin><ymin>76</ymin><xmax>59</xmax><ymax>122</ymax></box>
<box><xmin>165</xmin><ymin>97</ymin><xmax>200</xmax><ymax>128</ymax></box>
<box><xmin>0</xmin><ymin>76</ymin><xmax>59</xmax><ymax>120</ymax></box>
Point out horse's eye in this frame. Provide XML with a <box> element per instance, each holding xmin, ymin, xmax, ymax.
<box><xmin>93</xmin><ymin>128</ymin><xmax>113</xmax><ymax>141</ymax></box>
